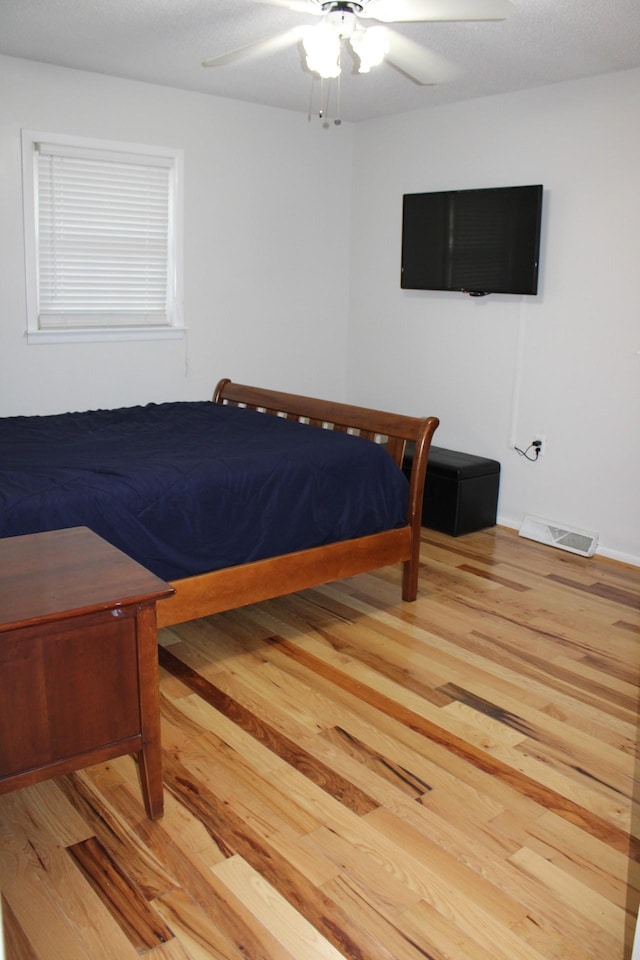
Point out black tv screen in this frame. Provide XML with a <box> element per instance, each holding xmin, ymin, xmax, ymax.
<box><xmin>401</xmin><ymin>184</ymin><xmax>543</xmax><ymax>296</ymax></box>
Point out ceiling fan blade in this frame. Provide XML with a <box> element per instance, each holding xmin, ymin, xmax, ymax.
<box><xmin>202</xmin><ymin>26</ymin><xmax>305</xmax><ymax>68</ymax></box>
<box><xmin>362</xmin><ymin>0</ymin><xmax>513</xmax><ymax>23</ymax></box>
<box><xmin>384</xmin><ymin>29</ymin><xmax>458</xmax><ymax>84</ymax></box>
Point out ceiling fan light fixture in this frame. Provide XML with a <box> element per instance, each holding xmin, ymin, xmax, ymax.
<box><xmin>350</xmin><ymin>25</ymin><xmax>389</xmax><ymax>73</ymax></box>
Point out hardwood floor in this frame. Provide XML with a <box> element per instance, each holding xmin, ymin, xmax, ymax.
<box><xmin>1</xmin><ymin>526</ymin><xmax>639</xmax><ymax>960</ymax></box>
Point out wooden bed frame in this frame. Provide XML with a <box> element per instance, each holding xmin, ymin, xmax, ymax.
<box><xmin>157</xmin><ymin>379</ymin><xmax>439</xmax><ymax>628</ymax></box>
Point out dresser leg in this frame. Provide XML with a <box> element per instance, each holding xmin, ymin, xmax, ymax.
<box><xmin>136</xmin><ymin>605</ymin><xmax>164</xmax><ymax>819</ymax></box>
<box><xmin>137</xmin><ymin>745</ymin><xmax>164</xmax><ymax>819</ymax></box>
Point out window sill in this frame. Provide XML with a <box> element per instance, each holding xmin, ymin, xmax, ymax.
<box><xmin>26</xmin><ymin>327</ymin><xmax>187</xmax><ymax>345</ymax></box>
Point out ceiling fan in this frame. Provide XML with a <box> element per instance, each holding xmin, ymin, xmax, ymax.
<box><xmin>202</xmin><ymin>0</ymin><xmax>513</xmax><ymax>86</ymax></box>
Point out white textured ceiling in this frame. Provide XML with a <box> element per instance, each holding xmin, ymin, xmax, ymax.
<box><xmin>1</xmin><ymin>0</ymin><xmax>639</xmax><ymax>122</ymax></box>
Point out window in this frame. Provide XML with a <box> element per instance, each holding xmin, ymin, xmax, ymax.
<box><xmin>22</xmin><ymin>131</ymin><xmax>183</xmax><ymax>343</ymax></box>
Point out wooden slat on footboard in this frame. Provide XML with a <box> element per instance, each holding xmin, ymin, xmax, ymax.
<box><xmin>213</xmin><ymin>380</ymin><xmax>436</xmax><ymax>449</ymax></box>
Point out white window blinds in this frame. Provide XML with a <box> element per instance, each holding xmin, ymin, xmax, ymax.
<box><xmin>34</xmin><ymin>140</ymin><xmax>176</xmax><ymax>331</ymax></box>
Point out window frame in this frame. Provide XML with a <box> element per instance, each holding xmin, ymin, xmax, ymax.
<box><xmin>21</xmin><ymin>130</ymin><xmax>184</xmax><ymax>344</ymax></box>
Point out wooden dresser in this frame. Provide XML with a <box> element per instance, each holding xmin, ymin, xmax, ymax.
<box><xmin>0</xmin><ymin>527</ymin><xmax>174</xmax><ymax>819</ymax></box>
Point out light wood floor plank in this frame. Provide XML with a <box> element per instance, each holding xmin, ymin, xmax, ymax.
<box><xmin>0</xmin><ymin>818</ymin><xmax>140</xmax><ymax>959</ymax></box>
<box><xmin>212</xmin><ymin>856</ymin><xmax>346</xmax><ymax>959</ymax></box>
<box><xmin>367</xmin><ymin>803</ymin><xmax>625</xmax><ymax>958</ymax></box>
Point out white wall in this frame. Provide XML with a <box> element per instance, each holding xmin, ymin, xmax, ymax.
<box><xmin>1</xmin><ymin>55</ymin><xmax>638</xmax><ymax>564</ymax></box>
<box><xmin>0</xmin><ymin>55</ymin><xmax>353</xmax><ymax>416</ymax></box>
<box><xmin>348</xmin><ymin>69</ymin><xmax>640</xmax><ymax>565</ymax></box>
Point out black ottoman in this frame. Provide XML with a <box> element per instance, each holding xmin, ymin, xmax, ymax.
<box><xmin>403</xmin><ymin>444</ymin><xmax>500</xmax><ymax>537</ymax></box>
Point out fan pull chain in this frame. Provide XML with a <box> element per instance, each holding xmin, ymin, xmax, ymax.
<box><xmin>307</xmin><ymin>57</ymin><xmax>343</xmax><ymax>127</ymax></box>
<box><xmin>321</xmin><ymin>76</ymin><xmax>331</xmax><ymax>124</ymax></box>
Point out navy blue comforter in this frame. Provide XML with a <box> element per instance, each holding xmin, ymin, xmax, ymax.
<box><xmin>0</xmin><ymin>401</ymin><xmax>408</xmax><ymax>580</ymax></box>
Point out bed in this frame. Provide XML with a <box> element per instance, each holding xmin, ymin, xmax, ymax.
<box><xmin>0</xmin><ymin>379</ymin><xmax>439</xmax><ymax>627</ymax></box>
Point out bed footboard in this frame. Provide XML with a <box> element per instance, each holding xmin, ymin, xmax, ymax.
<box><xmin>157</xmin><ymin>380</ymin><xmax>438</xmax><ymax>627</ymax></box>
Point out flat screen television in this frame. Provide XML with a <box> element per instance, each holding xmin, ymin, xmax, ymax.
<box><xmin>401</xmin><ymin>184</ymin><xmax>543</xmax><ymax>296</ymax></box>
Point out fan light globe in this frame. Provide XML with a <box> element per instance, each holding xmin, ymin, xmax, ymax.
<box><xmin>303</xmin><ymin>22</ymin><xmax>341</xmax><ymax>78</ymax></box>
<box><xmin>350</xmin><ymin>26</ymin><xmax>389</xmax><ymax>73</ymax></box>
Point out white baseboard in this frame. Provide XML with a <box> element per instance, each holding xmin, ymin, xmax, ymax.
<box><xmin>596</xmin><ymin>545</ymin><xmax>640</xmax><ymax>568</ymax></box>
